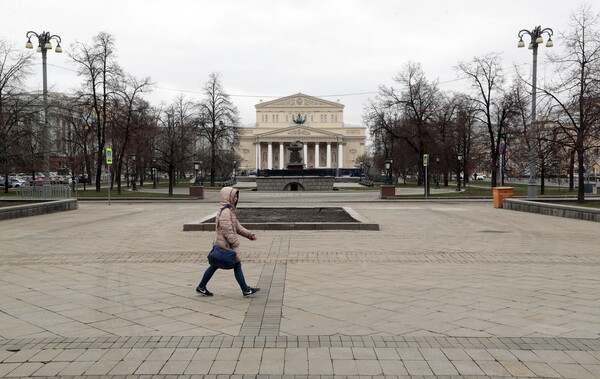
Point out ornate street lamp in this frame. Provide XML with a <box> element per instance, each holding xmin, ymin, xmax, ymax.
<box><xmin>498</xmin><ymin>133</ymin><xmax>511</xmax><ymax>186</ymax></box>
<box><xmin>435</xmin><ymin>156</ymin><xmax>440</xmax><ymax>189</ymax></box>
<box><xmin>25</xmin><ymin>31</ymin><xmax>62</xmax><ymax>193</ymax></box>
<box><xmin>131</xmin><ymin>154</ymin><xmax>137</xmax><ymax>191</ymax></box>
<box><xmin>456</xmin><ymin>154</ymin><xmax>463</xmax><ymax>192</ymax></box>
<box><xmin>193</xmin><ymin>160</ymin><xmax>202</xmax><ymax>186</ymax></box>
<box><xmin>152</xmin><ymin>159</ymin><xmax>157</xmax><ymax>189</ymax></box>
<box><xmin>384</xmin><ymin>158</ymin><xmax>393</xmax><ymax>185</ymax></box>
<box><xmin>518</xmin><ymin>25</ymin><xmax>554</xmax><ymax>198</ymax></box>
<box><xmin>358</xmin><ymin>160</ymin><xmax>364</xmax><ymax>179</ymax></box>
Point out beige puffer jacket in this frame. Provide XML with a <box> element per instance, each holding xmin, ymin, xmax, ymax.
<box><xmin>213</xmin><ymin>187</ymin><xmax>255</xmax><ymax>251</ymax></box>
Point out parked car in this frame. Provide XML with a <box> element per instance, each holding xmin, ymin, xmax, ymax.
<box><xmin>10</xmin><ymin>178</ymin><xmax>26</xmax><ymax>187</ymax></box>
<box><xmin>27</xmin><ymin>178</ymin><xmax>45</xmax><ymax>186</ymax></box>
<box><xmin>473</xmin><ymin>173</ymin><xmax>487</xmax><ymax>181</ymax></box>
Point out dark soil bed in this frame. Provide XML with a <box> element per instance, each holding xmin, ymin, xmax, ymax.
<box><xmin>205</xmin><ymin>207</ymin><xmax>358</xmax><ymax>223</ymax></box>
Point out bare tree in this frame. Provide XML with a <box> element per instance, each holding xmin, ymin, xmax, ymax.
<box><xmin>451</xmin><ymin>95</ymin><xmax>479</xmax><ymax>186</ymax></box>
<box><xmin>542</xmin><ymin>5</ymin><xmax>600</xmax><ymax>201</ymax></box>
<box><xmin>0</xmin><ymin>39</ymin><xmax>37</xmax><ymax>192</ymax></box>
<box><xmin>70</xmin><ymin>32</ymin><xmax>121</xmax><ymax>192</ymax></box>
<box><xmin>364</xmin><ymin>62</ymin><xmax>443</xmax><ymax>185</ymax></box>
<box><xmin>109</xmin><ymin>74</ymin><xmax>153</xmax><ymax>194</ymax></box>
<box><xmin>384</xmin><ymin>62</ymin><xmax>442</xmax><ymax>184</ymax></box>
<box><xmin>457</xmin><ymin>53</ymin><xmax>518</xmax><ymax>187</ymax></box>
<box><xmin>57</xmin><ymin>95</ymin><xmax>96</xmax><ymax>191</ymax></box>
<box><xmin>155</xmin><ymin>96</ymin><xmax>196</xmax><ymax>196</ymax></box>
<box><xmin>197</xmin><ymin>72</ymin><xmax>239</xmax><ymax>186</ymax></box>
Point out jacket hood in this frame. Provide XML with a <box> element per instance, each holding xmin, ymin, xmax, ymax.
<box><xmin>220</xmin><ymin>187</ymin><xmax>238</xmax><ymax>209</ymax></box>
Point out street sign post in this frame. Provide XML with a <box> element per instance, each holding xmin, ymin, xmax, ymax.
<box><xmin>106</xmin><ymin>148</ymin><xmax>113</xmax><ymax>165</ymax></box>
<box><xmin>106</xmin><ymin>149</ymin><xmax>112</xmax><ymax>205</ymax></box>
<box><xmin>424</xmin><ymin>154</ymin><xmax>429</xmax><ymax>199</ymax></box>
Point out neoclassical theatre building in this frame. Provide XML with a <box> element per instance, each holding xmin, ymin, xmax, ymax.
<box><xmin>235</xmin><ymin>93</ymin><xmax>366</xmax><ymax>172</ymax></box>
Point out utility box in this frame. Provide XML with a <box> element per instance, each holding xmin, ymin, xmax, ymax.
<box><xmin>583</xmin><ymin>182</ymin><xmax>598</xmax><ymax>195</ymax></box>
<box><xmin>493</xmin><ymin>187</ymin><xmax>514</xmax><ymax>208</ymax></box>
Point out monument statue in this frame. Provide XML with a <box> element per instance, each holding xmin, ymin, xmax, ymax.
<box><xmin>288</xmin><ymin>140</ymin><xmax>303</xmax><ymax>164</ymax></box>
<box><xmin>292</xmin><ymin>113</ymin><xmax>306</xmax><ymax>125</ymax></box>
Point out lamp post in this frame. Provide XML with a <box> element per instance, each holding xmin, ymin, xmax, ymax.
<box><xmin>131</xmin><ymin>154</ymin><xmax>137</xmax><ymax>191</ymax></box>
<box><xmin>25</xmin><ymin>31</ymin><xmax>62</xmax><ymax>194</ymax></box>
<box><xmin>384</xmin><ymin>158</ymin><xmax>393</xmax><ymax>185</ymax></box>
<box><xmin>193</xmin><ymin>160</ymin><xmax>202</xmax><ymax>186</ymax></box>
<box><xmin>358</xmin><ymin>160</ymin><xmax>364</xmax><ymax>180</ymax></box>
<box><xmin>518</xmin><ymin>25</ymin><xmax>554</xmax><ymax>198</ymax></box>
<box><xmin>435</xmin><ymin>156</ymin><xmax>440</xmax><ymax>189</ymax></box>
<box><xmin>456</xmin><ymin>153</ymin><xmax>463</xmax><ymax>192</ymax></box>
<box><xmin>498</xmin><ymin>133</ymin><xmax>509</xmax><ymax>186</ymax></box>
<box><xmin>233</xmin><ymin>160</ymin><xmax>237</xmax><ymax>182</ymax></box>
<box><xmin>152</xmin><ymin>159</ymin><xmax>157</xmax><ymax>189</ymax></box>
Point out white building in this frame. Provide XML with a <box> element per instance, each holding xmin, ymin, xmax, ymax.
<box><xmin>235</xmin><ymin>93</ymin><xmax>366</xmax><ymax>172</ymax></box>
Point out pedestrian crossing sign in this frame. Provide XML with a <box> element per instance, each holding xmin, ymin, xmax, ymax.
<box><xmin>106</xmin><ymin>148</ymin><xmax>113</xmax><ymax>165</ymax></box>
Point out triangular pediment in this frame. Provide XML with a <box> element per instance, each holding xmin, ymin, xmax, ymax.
<box><xmin>256</xmin><ymin>93</ymin><xmax>344</xmax><ymax>109</ymax></box>
<box><xmin>258</xmin><ymin>125</ymin><xmax>342</xmax><ymax>138</ymax></box>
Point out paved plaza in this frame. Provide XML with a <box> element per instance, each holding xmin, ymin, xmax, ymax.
<box><xmin>1</xmin><ymin>189</ymin><xmax>600</xmax><ymax>378</ymax></box>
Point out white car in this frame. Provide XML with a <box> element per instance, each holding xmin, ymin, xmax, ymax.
<box><xmin>473</xmin><ymin>173</ymin><xmax>486</xmax><ymax>181</ymax></box>
<box><xmin>9</xmin><ymin>178</ymin><xmax>27</xmax><ymax>187</ymax></box>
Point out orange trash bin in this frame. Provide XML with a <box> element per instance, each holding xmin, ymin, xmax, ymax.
<box><xmin>493</xmin><ymin>187</ymin><xmax>514</xmax><ymax>208</ymax></box>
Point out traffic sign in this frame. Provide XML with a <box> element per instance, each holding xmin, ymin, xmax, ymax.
<box><xmin>106</xmin><ymin>148</ymin><xmax>113</xmax><ymax>164</ymax></box>
<box><xmin>423</xmin><ymin>154</ymin><xmax>429</xmax><ymax>167</ymax></box>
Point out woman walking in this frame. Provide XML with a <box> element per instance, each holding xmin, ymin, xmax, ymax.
<box><xmin>196</xmin><ymin>187</ymin><xmax>260</xmax><ymax>297</ymax></box>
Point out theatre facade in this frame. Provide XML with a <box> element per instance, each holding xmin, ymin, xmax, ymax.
<box><xmin>235</xmin><ymin>93</ymin><xmax>366</xmax><ymax>172</ymax></box>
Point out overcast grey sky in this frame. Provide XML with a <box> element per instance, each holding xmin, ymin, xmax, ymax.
<box><xmin>3</xmin><ymin>0</ymin><xmax>586</xmax><ymax>126</ymax></box>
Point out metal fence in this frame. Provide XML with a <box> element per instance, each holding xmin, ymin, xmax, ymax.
<box><xmin>18</xmin><ymin>185</ymin><xmax>72</xmax><ymax>199</ymax></box>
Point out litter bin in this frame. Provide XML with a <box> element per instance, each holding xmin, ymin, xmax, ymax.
<box><xmin>493</xmin><ymin>187</ymin><xmax>514</xmax><ymax>208</ymax></box>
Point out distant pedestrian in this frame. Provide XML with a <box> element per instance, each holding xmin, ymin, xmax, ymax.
<box><xmin>196</xmin><ymin>187</ymin><xmax>260</xmax><ymax>297</ymax></box>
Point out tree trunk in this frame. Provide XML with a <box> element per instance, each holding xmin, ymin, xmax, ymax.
<box><xmin>540</xmin><ymin>158</ymin><xmax>545</xmax><ymax>195</ymax></box>
<box><xmin>577</xmin><ymin>149</ymin><xmax>585</xmax><ymax>202</ymax></box>
<box><xmin>569</xmin><ymin>149</ymin><xmax>575</xmax><ymax>191</ymax></box>
<box><xmin>95</xmin><ymin>148</ymin><xmax>103</xmax><ymax>192</ymax></box>
<box><xmin>210</xmin><ymin>141</ymin><xmax>217</xmax><ymax>186</ymax></box>
<box><xmin>116</xmin><ymin>164</ymin><xmax>122</xmax><ymax>194</ymax></box>
<box><xmin>168</xmin><ymin>164</ymin><xmax>174</xmax><ymax>197</ymax></box>
<box><xmin>491</xmin><ymin>154</ymin><xmax>498</xmax><ymax>187</ymax></box>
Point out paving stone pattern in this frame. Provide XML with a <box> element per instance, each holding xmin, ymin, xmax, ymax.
<box><xmin>0</xmin><ymin>196</ymin><xmax>599</xmax><ymax>378</ymax></box>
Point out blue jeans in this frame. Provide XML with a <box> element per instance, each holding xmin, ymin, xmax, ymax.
<box><xmin>199</xmin><ymin>262</ymin><xmax>249</xmax><ymax>291</ymax></box>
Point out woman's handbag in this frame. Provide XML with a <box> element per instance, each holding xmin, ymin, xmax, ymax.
<box><xmin>207</xmin><ymin>245</ymin><xmax>237</xmax><ymax>269</ymax></box>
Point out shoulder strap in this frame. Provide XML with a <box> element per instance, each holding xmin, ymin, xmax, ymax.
<box><xmin>215</xmin><ymin>205</ymin><xmax>232</xmax><ymax>231</ymax></box>
<box><xmin>213</xmin><ymin>205</ymin><xmax>233</xmax><ymax>245</ymax></box>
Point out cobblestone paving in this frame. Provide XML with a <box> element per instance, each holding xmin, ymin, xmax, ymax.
<box><xmin>2</xmin><ymin>250</ymin><xmax>600</xmax><ymax>265</ymax></box>
<box><xmin>0</xmin><ymin>196</ymin><xmax>599</xmax><ymax>377</ymax></box>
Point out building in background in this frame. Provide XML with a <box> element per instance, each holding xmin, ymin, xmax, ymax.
<box><xmin>235</xmin><ymin>93</ymin><xmax>366</xmax><ymax>173</ymax></box>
